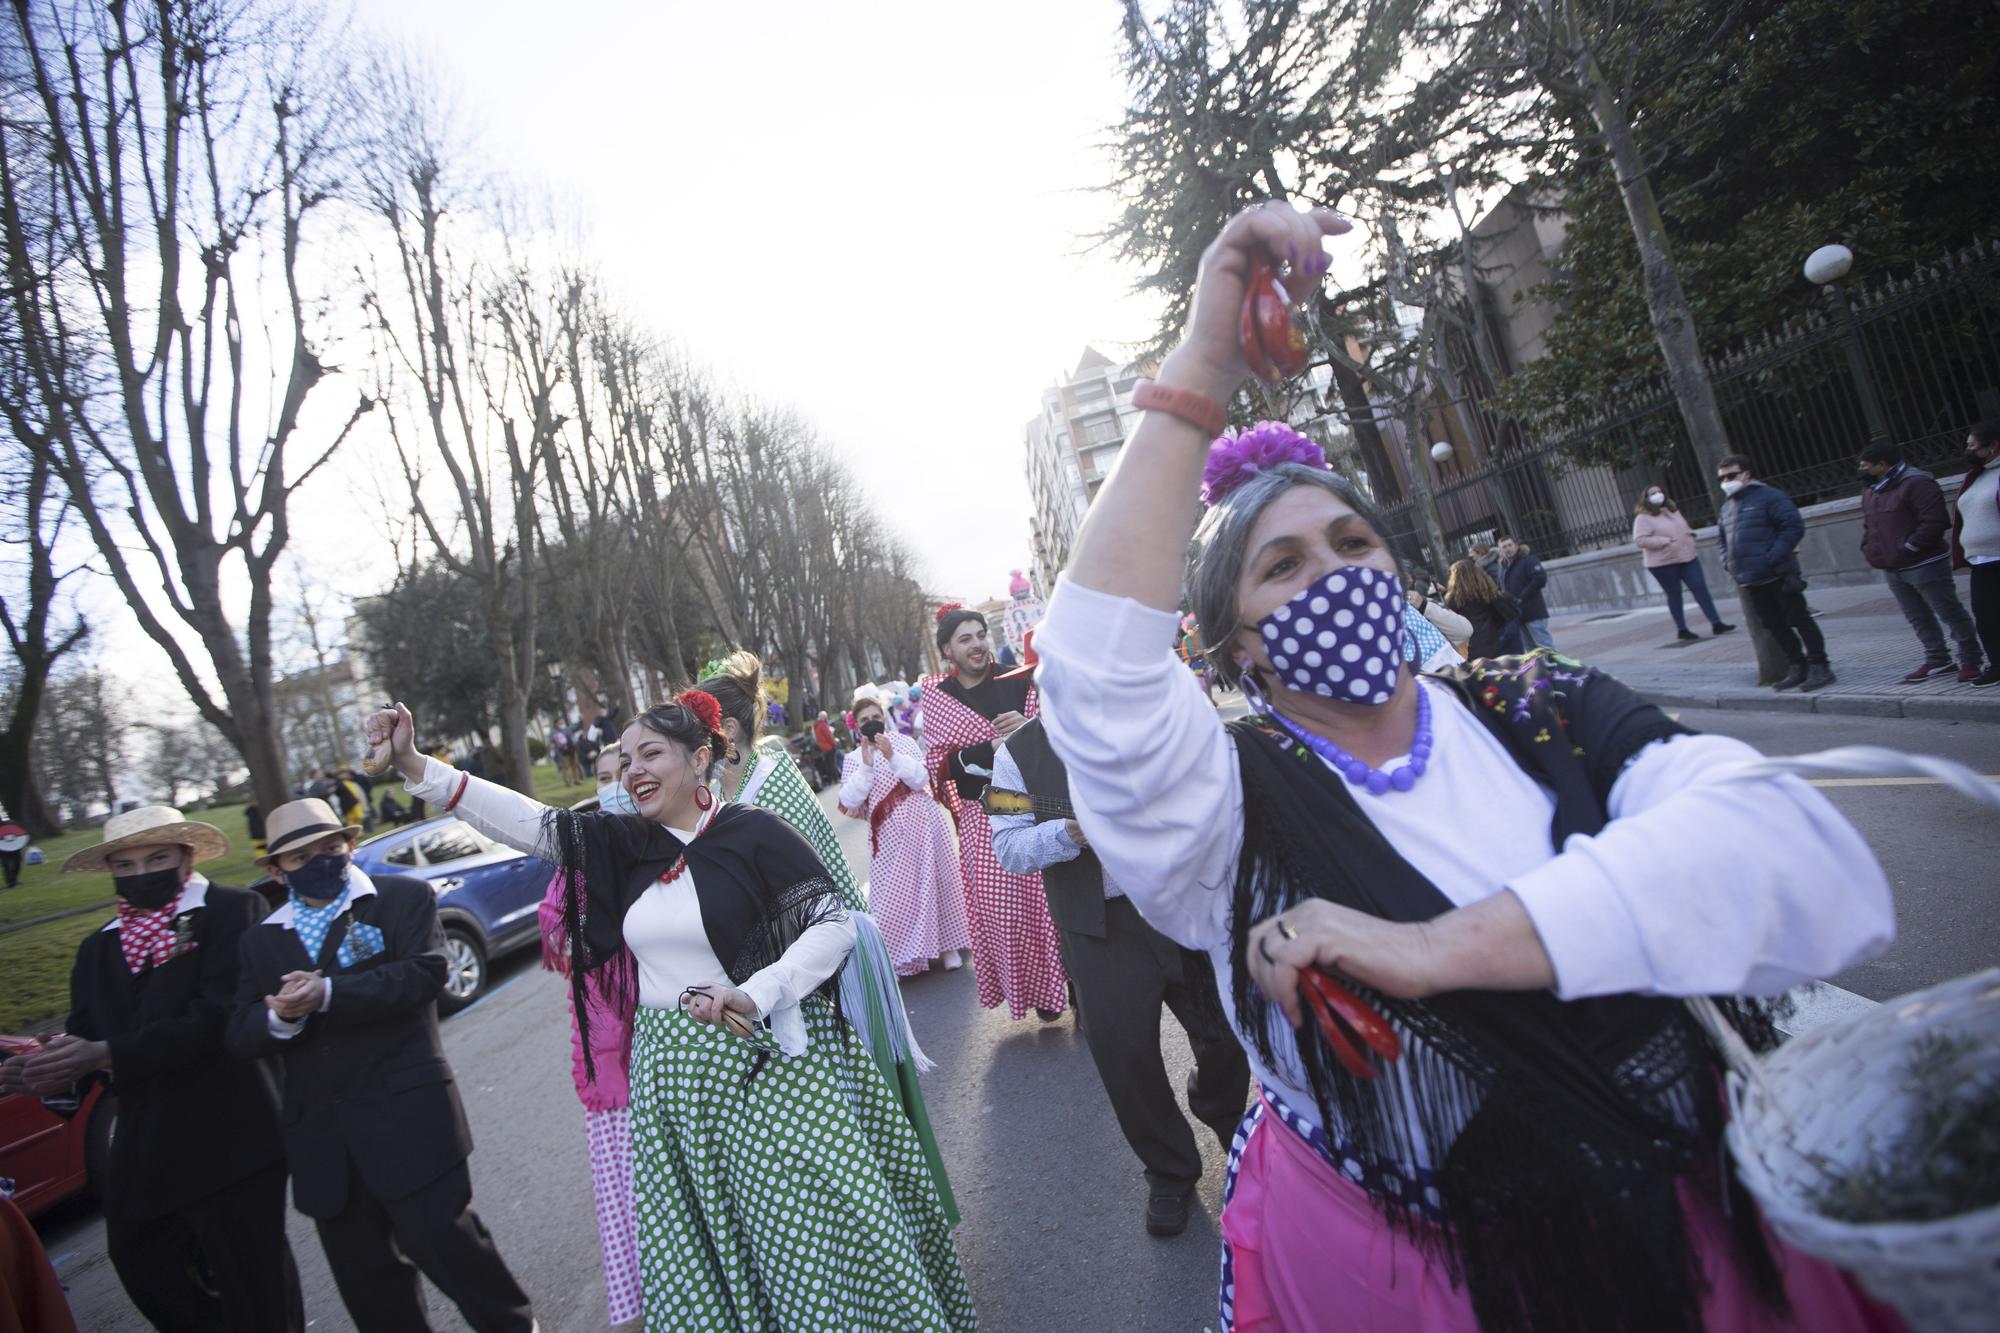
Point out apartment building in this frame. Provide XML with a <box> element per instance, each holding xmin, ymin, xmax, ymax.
<box><xmin>1024</xmin><ymin>347</ymin><xmax>1143</xmax><ymax>595</ymax></box>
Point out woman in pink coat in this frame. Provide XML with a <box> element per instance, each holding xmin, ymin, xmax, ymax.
<box><xmin>1633</xmin><ymin>486</ymin><xmax>1736</xmax><ymax>641</ymax></box>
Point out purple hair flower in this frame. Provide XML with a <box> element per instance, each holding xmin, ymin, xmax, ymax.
<box><xmin>1201</xmin><ymin>421</ymin><xmax>1329</xmax><ymax>506</ymax></box>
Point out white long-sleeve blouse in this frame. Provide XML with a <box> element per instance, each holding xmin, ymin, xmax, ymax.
<box><xmin>404</xmin><ymin>757</ymin><xmax>854</xmax><ymax>1055</ymax></box>
<box><xmin>1033</xmin><ymin>576</ymin><xmax>1894</xmax><ymax>1138</ymax></box>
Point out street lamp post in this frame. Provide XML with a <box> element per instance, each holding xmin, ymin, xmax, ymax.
<box><xmin>1803</xmin><ymin>244</ymin><xmax>1892</xmax><ymax>449</ymax></box>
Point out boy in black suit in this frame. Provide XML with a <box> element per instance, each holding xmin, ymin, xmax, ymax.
<box><xmin>0</xmin><ymin>805</ymin><xmax>301</xmax><ymax>1332</ymax></box>
<box><xmin>228</xmin><ymin>797</ymin><xmax>534</xmax><ymax>1333</ymax></box>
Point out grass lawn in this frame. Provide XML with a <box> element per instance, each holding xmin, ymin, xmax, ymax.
<box><xmin>0</xmin><ymin>763</ymin><xmax>593</xmax><ymax>1033</ymax></box>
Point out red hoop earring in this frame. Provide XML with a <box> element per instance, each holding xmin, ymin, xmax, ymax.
<box><xmin>693</xmin><ymin>785</ymin><xmax>713</xmax><ymax>812</ymax></box>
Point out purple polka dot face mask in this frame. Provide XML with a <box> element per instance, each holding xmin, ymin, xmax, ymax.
<box><xmin>1256</xmin><ymin>565</ymin><xmax>1407</xmax><ymax>706</ymax></box>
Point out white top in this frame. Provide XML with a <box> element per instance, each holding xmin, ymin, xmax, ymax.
<box><xmin>1958</xmin><ymin>466</ymin><xmax>2000</xmax><ymax>563</ymax></box>
<box><xmin>406</xmin><ymin>758</ymin><xmax>853</xmax><ymax>1056</ymax></box>
<box><xmin>836</xmin><ymin>735</ymin><xmax>930</xmax><ymax>811</ymax></box>
<box><xmin>1032</xmin><ymin>577</ymin><xmax>1895</xmax><ymax>1141</ymax></box>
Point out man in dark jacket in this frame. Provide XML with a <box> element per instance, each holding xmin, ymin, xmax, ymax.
<box><xmin>990</xmin><ymin>716</ymin><xmax>1248</xmax><ymax>1239</ymax></box>
<box><xmin>1716</xmin><ymin>455</ymin><xmax>1835</xmax><ymax>691</ymax></box>
<box><xmin>1495</xmin><ymin>535</ymin><xmax>1555</xmax><ymax>650</ymax></box>
<box><xmin>229</xmin><ymin>798</ymin><xmax>533</xmax><ymax>1333</ymax></box>
<box><xmin>0</xmin><ymin>806</ymin><xmax>301</xmax><ymax>1332</ymax></box>
<box><xmin>1858</xmin><ymin>442</ymin><xmax>1983</xmax><ymax>682</ymax></box>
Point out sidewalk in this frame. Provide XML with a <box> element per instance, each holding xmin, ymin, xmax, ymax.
<box><xmin>1547</xmin><ymin>578</ymin><xmax>2000</xmax><ymax>723</ymax></box>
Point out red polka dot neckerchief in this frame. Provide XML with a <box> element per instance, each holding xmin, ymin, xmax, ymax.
<box><xmin>655</xmin><ymin>795</ymin><xmax>718</xmax><ymax>887</ymax></box>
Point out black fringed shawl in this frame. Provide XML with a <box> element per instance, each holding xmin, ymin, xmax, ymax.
<box><xmin>1228</xmin><ymin>653</ymin><xmax>1788</xmax><ymax>1333</ymax></box>
<box><xmin>536</xmin><ymin>802</ymin><xmax>848</xmax><ymax>1082</ymax></box>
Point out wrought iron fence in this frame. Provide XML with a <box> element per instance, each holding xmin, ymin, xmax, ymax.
<box><xmin>1365</xmin><ymin>239</ymin><xmax>2000</xmax><ymax>573</ymax></box>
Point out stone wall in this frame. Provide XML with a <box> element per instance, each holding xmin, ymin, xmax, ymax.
<box><xmin>1542</xmin><ymin>473</ymin><xmax>1968</xmax><ymax>614</ymax></box>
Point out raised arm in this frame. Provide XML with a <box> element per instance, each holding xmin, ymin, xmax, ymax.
<box><xmin>367</xmin><ymin>703</ymin><xmax>555</xmax><ymax>858</ymax></box>
<box><xmin>1061</xmin><ymin>203</ymin><xmax>1349</xmax><ymax>610</ymax></box>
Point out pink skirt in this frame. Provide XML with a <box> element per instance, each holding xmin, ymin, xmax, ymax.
<box><xmin>585</xmin><ymin>1107</ymin><xmax>642</xmax><ymax>1326</ymax></box>
<box><xmin>1221</xmin><ymin>1096</ymin><xmax>1907</xmax><ymax>1333</ymax></box>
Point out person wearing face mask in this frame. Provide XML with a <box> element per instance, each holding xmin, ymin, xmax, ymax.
<box><xmin>920</xmin><ymin>604</ymin><xmax>1070</xmax><ymax>1023</ymax></box>
<box><xmin>1951</xmin><ymin>420</ymin><xmax>2000</xmax><ymax>686</ymax></box>
<box><xmin>0</xmin><ymin>806</ymin><xmax>301</xmax><ymax>1333</ymax></box>
<box><xmin>1632</xmin><ymin>486</ymin><xmax>1735</xmax><ymax>642</ymax></box>
<box><xmin>531</xmin><ymin>743</ymin><xmax>645</xmax><ymax>1327</ymax></box>
<box><xmin>373</xmin><ymin>695</ymin><xmax>976</xmax><ymax>1331</ymax></box>
<box><xmin>1032</xmin><ymin>201</ymin><xmax>1898</xmax><ymax>1332</ymax></box>
<box><xmin>228</xmin><ymin>798</ymin><xmax>535</xmax><ymax>1333</ymax></box>
<box><xmin>1716</xmin><ymin>454</ymin><xmax>1837</xmax><ymax>691</ymax></box>
<box><xmin>1857</xmin><ymin>441</ymin><xmax>1985</xmax><ymax>684</ymax></box>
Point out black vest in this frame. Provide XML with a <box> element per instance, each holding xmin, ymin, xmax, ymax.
<box><xmin>1003</xmin><ymin>719</ymin><xmax>1107</xmax><ymax>938</ymax></box>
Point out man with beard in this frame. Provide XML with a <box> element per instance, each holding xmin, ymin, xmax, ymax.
<box><xmin>0</xmin><ymin>806</ymin><xmax>301</xmax><ymax>1332</ymax></box>
<box><xmin>919</xmin><ymin>604</ymin><xmax>1068</xmax><ymax>1021</ymax></box>
<box><xmin>228</xmin><ymin>797</ymin><xmax>534</xmax><ymax>1333</ymax></box>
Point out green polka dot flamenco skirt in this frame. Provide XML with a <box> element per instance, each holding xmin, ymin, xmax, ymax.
<box><xmin>629</xmin><ymin>1001</ymin><xmax>977</xmax><ymax>1331</ymax></box>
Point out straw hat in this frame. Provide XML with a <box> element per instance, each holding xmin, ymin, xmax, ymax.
<box><xmin>257</xmin><ymin>797</ymin><xmax>362</xmax><ymax>865</ymax></box>
<box><xmin>62</xmin><ymin>805</ymin><xmax>229</xmax><ymax>873</ymax></box>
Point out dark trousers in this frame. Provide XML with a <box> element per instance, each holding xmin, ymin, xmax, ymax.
<box><xmin>104</xmin><ymin>1160</ymin><xmax>303</xmax><ymax>1333</ymax></box>
<box><xmin>1971</xmin><ymin>563</ymin><xmax>2000</xmax><ymax>668</ymax></box>
<box><xmin>315</xmin><ymin>1156</ymin><xmax>532</xmax><ymax>1333</ymax></box>
<box><xmin>1883</xmin><ymin>561</ymin><xmax>1981</xmax><ymax>665</ymax></box>
<box><xmin>1739</xmin><ymin>580</ymin><xmax>1828</xmax><ymax>666</ymax></box>
<box><xmin>0</xmin><ymin>848</ymin><xmax>19</xmax><ymax>888</ymax></box>
<box><xmin>1059</xmin><ymin>896</ymin><xmax>1251</xmax><ymax>1188</ymax></box>
<box><xmin>1647</xmin><ymin>559</ymin><xmax>1723</xmax><ymax>632</ymax></box>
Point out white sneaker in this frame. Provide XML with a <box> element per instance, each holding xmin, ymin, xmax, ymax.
<box><xmin>942</xmin><ymin>951</ymin><xmax>964</xmax><ymax>971</ymax></box>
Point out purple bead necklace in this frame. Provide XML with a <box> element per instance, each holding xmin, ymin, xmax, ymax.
<box><xmin>1267</xmin><ymin>684</ymin><xmax>1433</xmax><ymax>795</ymax></box>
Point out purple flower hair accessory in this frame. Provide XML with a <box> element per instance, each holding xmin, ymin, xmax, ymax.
<box><xmin>1201</xmin><ymin>421</ymin><xmax>1329</xmax><ymax>506</ymax></box>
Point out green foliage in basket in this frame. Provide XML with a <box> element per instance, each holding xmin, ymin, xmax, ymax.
<box><xmin>1811</xmin><ymin>1035</ymin><xmax>2000</xmax><ymax>1224</ymax></box>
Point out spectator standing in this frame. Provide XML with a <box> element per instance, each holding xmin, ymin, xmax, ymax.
<box><xmin>1859</xmin><ymin>442</ymin><xmax>1984</xmax><ymax>683</ymax></box>
<box><xmin>1631</xmin><ymin>487</ymin><xmax>1735</xmax><ymax>641</ymax></box>
<box><xmin>1495</xmin><ymin>535</ymin><xmax>1555</xmax><ymax>650</ymax></box>
<box><xmin>0</xmin><ymin>819</ymin><xmax>26</xmax><ymax>888</ymax></box>
<box><xmin>1442</xmin><ymin>558</ymin><xmax>1525</xmax><ymax>659</ymax></box>
<box><xmin>1953</xmin><ymin>421</ymin><xmax>2000</xmax><ymax>686</ymax></box>
<box><xmin>812</xmin><ymin>710</ymin><xmax>842</xmax><ymax>786</ymax></box>
<box><xmin>1716</xmin><ymin>455</ymin><xmax>1836</xmax><ymax>691</ymax></box>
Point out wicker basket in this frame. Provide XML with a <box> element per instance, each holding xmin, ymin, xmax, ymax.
<box><xmin>1689</xmin><ymin>970</ymin><xmax>2000</xmax><ymax>1333</ymax></box>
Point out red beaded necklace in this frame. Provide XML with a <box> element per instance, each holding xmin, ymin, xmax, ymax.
<box><xmin>655</xmin><ymin>795</ymin><xmax>717</xmax><ymax>887</ymax></box>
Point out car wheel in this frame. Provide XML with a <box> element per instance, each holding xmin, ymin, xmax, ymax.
<box><xmin>438</xmin><ymin>927</ymin><xmax>488</xmax><ymax>1015</ymax></box>
<box><xmin>82</xmin><ymin>1091</ymin><xmax>116</xmax><ymax>1204</ymax></box>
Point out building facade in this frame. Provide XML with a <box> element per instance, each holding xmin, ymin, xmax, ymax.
<box><xmin>1024</xmin><ymin>347</ymin><xmax>1145</xmax><ymax>596</ymax></box>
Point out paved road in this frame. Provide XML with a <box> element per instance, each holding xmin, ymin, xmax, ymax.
<box><xmin>39</xmin><ymin>707</ymin><xmax>1995</xmax><ymax>1331</ymax></box>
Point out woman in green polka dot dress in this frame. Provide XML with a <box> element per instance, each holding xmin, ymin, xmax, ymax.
<box><xmin>369</xmin><ymin>694</ymin><xmax>976</xmax><ymax>1331</ymax></box>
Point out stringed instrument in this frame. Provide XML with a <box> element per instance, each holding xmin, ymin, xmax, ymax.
<box><xmin>981</xmin><ymin>787</ymin><xmax>1075</xmax><ymax>821</ymax></box>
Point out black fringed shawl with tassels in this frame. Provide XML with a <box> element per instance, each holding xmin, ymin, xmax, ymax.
<box><xmin>536</xmin><ymin>802</ymin><xmax>848</xmax><ymax>1083</ymax></box>
<box><xmin>1227</xmin><ymin>652</ymin><xmax>1789</xmax><ymax>1333</ymax></box>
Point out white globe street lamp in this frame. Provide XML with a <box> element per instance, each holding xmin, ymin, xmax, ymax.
<box><xmin>1802</xmin><ymin>243</ymin><xmax>1854</xmax><ymax>286</ymax></box>
<box><xmin>1430</xmin><ymin>441</ymin><xmax>1454</xmax><ymax>463</ymax></box>
<box><xmin>1802</xmin><ymin>242</ymin><xmax>1889</xmax><ymax>447</ymax></box>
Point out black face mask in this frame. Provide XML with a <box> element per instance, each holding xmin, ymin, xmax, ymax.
<box><xmin>114</xmin><ymin>865</ymin><xmax>182</xmax><ymax>910</ymax></box>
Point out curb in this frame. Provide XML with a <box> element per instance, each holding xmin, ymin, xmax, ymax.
<box><xmin>1639</xmin><ymin>686</ymin><xmax>2000</xmax><ymax>723</ymax></box>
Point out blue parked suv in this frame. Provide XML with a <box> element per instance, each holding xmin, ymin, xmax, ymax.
<box><xmin>350</xmin><ymin>815</ymin><xmax>552</xmax><ymax>1014</ymax></box>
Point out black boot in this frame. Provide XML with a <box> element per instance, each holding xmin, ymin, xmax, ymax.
<box><xmin>1801</xmin><ymin>663</ymin><xmax>1837</xmax><ymax>692</ymax></box>
<box><xmin>1772</xmin><ymin>664</ymin><xmax>1808</xmax><ymax>690</ymax></box>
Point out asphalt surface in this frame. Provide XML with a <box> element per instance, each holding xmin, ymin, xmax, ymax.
<box><xmin>37</xmin><ymin>708</ymin><xmax>1997</xmax><ymax>1331</ymax></box>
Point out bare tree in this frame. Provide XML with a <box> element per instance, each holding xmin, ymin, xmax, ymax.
<box><xmin>0</xmin><ymin>1</ymin><xmax>373</xmax><ymax>814</ymax></box>
<box><xmin>32</xmin><ymin>663</ymin><xmax>125</xmax><ymax>821</ymax></box>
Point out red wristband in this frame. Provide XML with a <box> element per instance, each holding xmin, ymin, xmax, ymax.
<box><xmin>1133</xmin><ymin>380</ymin><xmax>1227</xmax><ymax>438</ymax></box>
<box><xmin>443</xmin><ymin>772</ymin><xmax>470</xmax><ymax>813</ymax></box>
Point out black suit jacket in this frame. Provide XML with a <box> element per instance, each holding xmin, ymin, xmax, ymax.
<box><xmin>228</xmin><ymin>873</ymin><xmax>471</xmax><ymax>1218</ymax></box>
<box><xmin>65</xmin><ymin>881</ymin><xmax>287</xmax><ymax>1221</ymax></box>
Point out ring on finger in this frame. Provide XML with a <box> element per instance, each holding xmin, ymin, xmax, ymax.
<box><xmin>1276</xmin><ymin>917</ymin><xmax>1298</xmax><ymax>941</ymax></box>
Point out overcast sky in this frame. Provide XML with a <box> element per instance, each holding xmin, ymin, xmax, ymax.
<box><xmin>329</xmin><ymin>0</ymin><xmax>1164</xmax><ymax>605</ymax></box>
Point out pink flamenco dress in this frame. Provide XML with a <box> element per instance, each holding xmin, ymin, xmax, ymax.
<box><xmin>838</xmin><ymin>734</ymin><xmax>973</xmax><ymax>976</ymax></box>
<box><xmin>538</xmin><ymin>874</ymin><xmax>642</xmax><ymax>1326</ymax></box>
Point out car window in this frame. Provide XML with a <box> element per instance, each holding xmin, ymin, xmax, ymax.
<box><xmin>414</xmin><ymin>823</ymin><xmax>486</xmax><ymax>865</ymax></box>
<box><xmin>383</xmin><ymin>841</ymin><xmax>418</xmax><ymax>868</ymax></box>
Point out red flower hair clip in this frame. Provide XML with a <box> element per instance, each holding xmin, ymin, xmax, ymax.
<box><xmin>675</xmin><ymin>689</ymin><xmax>724</xmax><ymax>735</ymax></box>
<box><xmin>934</xmin><ymin>601</ymin><xmax>964</xmax><ymax>624</ymax></box>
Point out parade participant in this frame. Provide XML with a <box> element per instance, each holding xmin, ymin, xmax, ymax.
<box><xmin>698</xmin><ymin>653</ymin><xmax>959</xmax><ymax>1220</ymax></box>
<box><xmin>1034</xmin><ymin>200</ymin><xmax>1900</xmax><ymax>1333</ymax></box>
<box><xmin>921</xmin><ymin>604</ymin><xmax>1069</xmax><ymax>1021</ymax></box>
<box><xmin>369</xmin><ymin>696</ymin><xmax>976</xmax><ymax>1331</ymax></box>
<box><xmin>228</xmin><ymin>798</ymin><xmax>534</xmax><ymax>1333</ymax></box>
<box><xmin>838</xmin><ymin>687</ymin><xmax>972</xmax><ymax>976</ymax></box>
<box><xmin>535</xmin><ymin>743</ymin><xmax>643</xmax><ymax>1328</ymax></box>
<box><xmin>0</xmin><ymin>806</ymin><xmax>301</xmax><ymax>1333</ymax></box>
<box><xmin>1633</xmin><ymin>486</ymin><xmax>1735</xmax><ymax>641</ymax></box>
<box><xmin>990</xmin><ymin>711</ymin><xmax>1249</xmax><ymax>1238</ymax></box>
